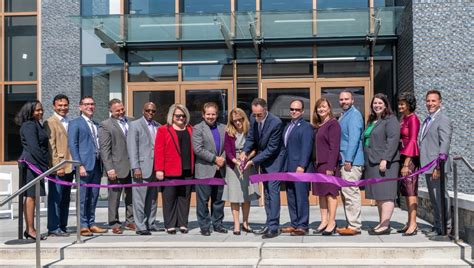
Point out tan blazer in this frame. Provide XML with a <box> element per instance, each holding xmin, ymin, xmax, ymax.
<box><xmin>44</xmin><ymin>115</ymin><xmax>73</xmax><ymax>174</ymax></box>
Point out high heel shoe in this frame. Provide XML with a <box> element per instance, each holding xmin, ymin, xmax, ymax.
<box><xmin>322</xmin><ymin>225</ymin><xmax>336</xmax><ymax>236</ymax></box>
<box><xmin>402</xmin><ymin>226</ymin><xmax>418</xmax><ymax>236</ymax></box>
<box><xmin>313</xmin><ymin>224</ymin><xmax>328</xmax><ymax>234</ymax></box>
<box><xmin>179</xmin><ymin>227</ymin><xmax>188</xmax><ymax>234</ymax></box>
<box><xmin>233</xmin><ymin>230</ymin><xmax>241</xmax><ymax>235</ymax></box>
<box><xmin>242</xmin><ymin>224</ymin><xmax>253</xmax><ymax>233</ymax></box>
<box><xmin>368</xmin><ymin>226</ymin><xmax>391</xmax><ymax>236</ymax></box>
<box><xmin>396</xmin><ymin>224</ymin><xmax>408</xmax><ymax>233</ymax></box>
<box><xmin>24</xmin><ymin>231</ymin><xmax>46</xmax><ymax>241</ymax></box>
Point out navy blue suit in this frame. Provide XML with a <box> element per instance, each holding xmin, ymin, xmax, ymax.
<box><xmin>279</xmin><ymin>118</ymin><xmax>314</xmax><ymax>230</ymax></box>
<box><xmin>243</xmin><ymin>112</ymin><xmax>283</xmax><ymax>233</ymax></box>
<box><xmin>68</xmin><ymin>116</ymin><xmax>102</xmax><ymax>228</ymax></box>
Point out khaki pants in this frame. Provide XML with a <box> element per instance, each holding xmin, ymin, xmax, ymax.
<box><xmin>340</xmin><ymin>166</ymin><xmax>363</xmax><ymax>230</ymax></box>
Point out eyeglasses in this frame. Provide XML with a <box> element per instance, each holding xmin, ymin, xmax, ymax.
<box><xmin>81</xmin><ymin>103</ymin><xmax>95</xmax><ymax>106</ymax></box>
<box><xmin>252</xmin><ymin>113</ymin><xmax>265</xmax><ymax>118</ymax></box>
<box><xmin>174</xmin><ymin>114</ymin><xmax>186</xmax><ymax>119</ymax></box>
<box><xmin>289</xmin><ymin>108</ymin><xmax>302</xmax><ymax>112</ymax></box>
<box><xmin>145</xmin><ymin>109</ymin><xmax>156</xmax><ymax>113</ymax></box>
<box><xmin>232</xmin><ymin>118</ymin><xmax>243</xmax><ymax>124</ymax></box>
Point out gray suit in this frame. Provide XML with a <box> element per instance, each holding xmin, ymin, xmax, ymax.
<box><xmin>98</xmin><ymin>116</ymin><xmax>134</xmax><ymax>226</ymax></box>
<box><xmin>127</xmin><ymin>117</ymin><xmax>160</xmax><ymax>231</ymax></box>
<box><xmin>192</xmin><ymin>120</ymin><xmax>226</xmax><ymax>231</ymax></box>
<box><xmin>419</xmin><ymin>109</ymin><xmax>453</xmax><ymax>232</ymax></box>
<box><xmin>364</xmin><ymin>115</ymin><xmax>400</xmax><ymax>200</ymax></box>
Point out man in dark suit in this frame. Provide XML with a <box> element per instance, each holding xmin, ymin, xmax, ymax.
<box><xmin>278</xmin><ymin>99</ymin><xmax>313</xmax><ymax>236</ymax></box>
<box><xmin>98</xmin><ymin>99</ymin><xmax>135</xmax><ymax>234</ymax></box>
<box><xmin>68</xmin><ymin>96</ymin><xmax>107</xmax><ymax>236</ymax></box>
<box><xmin>419</xmin><ymin>89</ymin><xmax>453</xmax><ymax>237</ymax></box>
<box><xmin>241</xmin><ymin>98</ymin><xmax>283</xmax><ymax>239</ymax></box>
<box><xmin>127</xmin><ymin>102</ymin><xmax>162</xmax><ymax>235</ymax></box>
<box><xmin>192</xmin><ymin>102</ymin><xmax>227</xmax><ymax>236</ymax></box>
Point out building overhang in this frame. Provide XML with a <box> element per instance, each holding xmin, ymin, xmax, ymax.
<box><xmin>71</xmin><ymin>7</ymin><xmax>404</xmax><ymax>59</ymax></box>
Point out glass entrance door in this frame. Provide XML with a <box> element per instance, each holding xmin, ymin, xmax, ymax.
<box><xmin>127</xmin><ymin>83</ymin><xmax>179</xmax><ymax>125</ymax></box>
<box><xmin>180</xmin><ymin>83</ymin><xmax>233</xmax><ymax>126</ymax></box>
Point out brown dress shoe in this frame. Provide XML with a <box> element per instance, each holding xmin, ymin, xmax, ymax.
<box><xmin>112</xmin><ymin>226</ymin><xmax>123</xmax><ymax>234</ymax></box>
<box><xmin>280</xmin><ymin>226</ymin><xmax>296</xmax><ymax>233</ymax></box>
<box><xmin>89</xmin><ymin>225</ymin><xmax>108</xmax><ymax>233</ymax></box>
<box><xmin>336</xmin><ymin>227</ymin><xmax>361</xmax><ymax>236</ymax></box>
<box><xmin>125</xmin><ymin>223</ymin><xmax>136</xmax><ymax>231</ymax></box>
<box><xmin>290</xmin><ymin>228</ymin><xmax>307</xmax><ymax>236</ymax></box>
<box><xmin>80</xmin><ymin>228</ymin><xmax>93</xmax><ymax>237</ymax></box>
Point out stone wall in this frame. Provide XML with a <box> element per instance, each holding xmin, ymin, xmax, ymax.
<box><xmin>41</xmin><ymin>0</ymin><xmax>81</xmax><ymax>118</ymax></box>
<box><xmin>411</xmin><ymin>0</ymin><xmax>473</xmax><ymax>194</ymax></box>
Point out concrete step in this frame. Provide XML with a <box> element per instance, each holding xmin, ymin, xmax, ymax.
<box><xmin>0</xmin><ymin>242</ymin><xmax>472</xmax><ymax>267</ymax></box>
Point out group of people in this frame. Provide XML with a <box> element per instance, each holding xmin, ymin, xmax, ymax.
<box><xmin>16</xmin><ymin>89</ymin><xmax>452</xmax><ymax>240</ymax></box>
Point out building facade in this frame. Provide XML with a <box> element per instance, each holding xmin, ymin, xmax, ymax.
<box><xmin>0</xmin><ymin>0</ymin><xmax>472</xmax><ymax>194</ymax></box>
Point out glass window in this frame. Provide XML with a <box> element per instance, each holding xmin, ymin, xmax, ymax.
<box><xmin>81</xmin><ymin>30</ymin><xmax>122</xmax><ymax>65</ymax></box>
<box><xmin>4</xmin><ymin>16</ymin><xmax>37</xmax><ymax>81</ymax></box>
<box><xmin>128</xmin><ymin>50</ymin><xmax>179</xmax><ymax>82</ymax></box>
<box><xmin>4</xmin><ymin>85</ymin><xmax>37</xmax><ymax>161</ymax></box>
<box><xmin>374</xmin><ymin>0</ymin><xmax>398</xmax><ymax>7</ymax></box>
<box><xmin>317</xmin><ymin>61</ymin><xmax>369</xmax><ymax>77</ymax></box>
<box><xmin>317</xmin><ymin>0</ymin><xmax>367</xmax><ymax>9</ymax></box>
<box><xmin>261</xmin><ymin>0</ymin><xmax>312</xmax><ymax>11</ymax></box>
<box><xmin>317</xmin><ymin>45</ymin><xmax>369</xmax><ymax>58</ymax></box>
<box><xmin>181</xmin><ymin>0</ymin><xmax>231</xmax><ymax>13</ymax></box>
<box><xmin>129</xmin><ymin>0</ymin><xmax>175</xmax><ymax>15</ymax></box>
<box><xmin>263</xmin><ymin>63</ymin><xmax>313</xmax><ymax>79</ymax></box>
<box><xmin>81</xmin><ymin>66</ymin><xmax>124</xmax><ymax>122</ymax></box>
<box><xmin>374</xmin><ymin>44</ymin><xmax>393</xmax><ymax>57</ymax></box>
<box><xmin>133</xmin><ymin>91</ymin><xmax>175</xmax><ymax>125</ymax></box>
<box><xmin>185</xmin><ymin>90</ymin><xmax>228</xmax><ymax>125</ymax></box>
<box><xmin>82</xmin><ymin>0</ymin><xmax>107</xmax><ymax>16</ymax></box>
<box><xmin>321</xmin><ymin>87</ymin><xmax>365</xmax><ymax>119</ymax></box>
<box><xmin>267</xmin><ymin>88</ymin><xmax>310</xmax><ymax>124</ymax></box>
<box><xmin>237</xmin><ymin>64</ymin><xmax>258</xmax><ymax>116</ymax></box>
<box><xmin>236</xmin><ymin>0</ymin><xmax>256</xmax><ymax>12</ymax></box>
<box><xmin>182</xmin><ymin>49</ymin><xmax>233</xmax><ymax>81</ymax></box>
<box><xmin>5</xmin><ymin>0</ymin><xmax>36</xmax><ymax>12</ymax></box>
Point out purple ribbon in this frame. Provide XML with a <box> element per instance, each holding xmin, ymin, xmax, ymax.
<box><xmin>18</xmin><ymin>160</ymin><xmax>225</xmax><ymax>188</ymax></box>
<box><xmin>249</xmin><ymin>154</ymin><xmax>447</xmax><ymax>187</ymax></box>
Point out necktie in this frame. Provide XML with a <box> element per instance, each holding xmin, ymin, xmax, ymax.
<box><xmin>119</xmin><ymin>118</ymin><xmax>128</xmax><ymax>136</ymax></box>
<box><xmin>284</xmin><ymin>121</ymin><xmax>296</xmax><ymax>147</ymax></box>
<box><xmin>258</xmin><ymin>122</ymin><xmax>263</xmax><ymax>137</ymax></box>
<box><xmin>421</xmin><ymin>116</ymin><xmax>431</xmax><ymax>137</ymax></box>
<box><xmin>148</xmin><ymin>120</ymin><xmax>156</xmax><ymax>138</ymax></box>
<box><xmin>88</xmin><ymin>120</ymin><xmax>99</xmax><ymax>155</ymax></box>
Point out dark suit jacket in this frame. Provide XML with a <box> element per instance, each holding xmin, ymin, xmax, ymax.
<box><xmin>19</xmin><ymin>120</ymin><xmax>50</xmax><ymax>171</ymax></box>
<box><xmin>68</xmin><ymin>116</ymin><xmax>100</xmax><ymax>172</ymax></box>
<box><xmin>243</xmin><ymin>112</ymin><xmax>284</xmax><ymax>173</ymax></box>
<box><xmin>279</xmin><ymin>118</ymin><xmax>314</xmax><ymax>172</ymax></box>
<box><xmin>365</xmin><ymin>114</ymin><xmax>400</xmax><ymax>165</ymax></box>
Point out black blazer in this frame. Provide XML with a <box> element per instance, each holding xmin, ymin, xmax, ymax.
<box><xmin>20</xmin><ymin>120</ymin><xmax>50</xmax><ymax>170</ymax></box>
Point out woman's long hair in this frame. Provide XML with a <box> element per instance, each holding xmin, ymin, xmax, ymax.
<box><xmin>225</xmin><ymin>108</ymin><xmax>250</xmax><ymax>138</ymax></box>
<box><xmin>312</xmin><ymin>98</ymin><xmax>334</xmax><ymax>128</ymax></box>
<box><xmin>368</xmin><ymin>93</ymin><xmax>393</xmax><ymax>124</ymax></box>
<box><xmin>14</xmin><ymin>100</ymin><xmax>41</xmax><ymax>126</ymax></box>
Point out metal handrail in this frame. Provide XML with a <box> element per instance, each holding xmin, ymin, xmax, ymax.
<box><xmin>452</xmin><ymin>156</ymin><xmax>473</xmax><ymax>242</ymax></box>
<box><xmin>0</xmin><ymin>160</ymin><xmax>82</xmax><ymax>268</ymax></box>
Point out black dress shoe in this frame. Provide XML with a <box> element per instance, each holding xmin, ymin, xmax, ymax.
<box><xmin>262</xmin><ymin>231</ymin><xmax>279</xmax><ymax>239</ymax></box>
<box><xmin>136</xmin><ymin>230</ymin><xmax>152</xmax><ymax>235</ymax></box>
<box><xmin>179</xmin><ymin>227</ymin><xmax>189</xmax><ymax>234</ymax></box>
<box><xmin>233</xmin><ymin>230</ymin><xmax>241</xmax><ymax>235</ymax></box>
<box><xmin>253</xmin><ymin>226</ymin><xmax>269</xmax><ymax>235</ymax></box>
<box><xmin>201</xmin><ymin>229</ymin><xmax>211</xmax><ymax>236</ymax></box>
<box><xmin>214</xmin><ymin>226</ymin><xmax>228</xmax><ymax>234</ymax></box>
<box><xmin>166</xmin><ymin>228</ymin><xmax>176</xmax><ymax>235</ymax></box>
<box><xmin>48</xmin><ymin>230</ymin><xmax>69</xmax><ymax>237</ymax></box>
<box><xmin>148</xmin><ymin>226</ymin><xmax>166</xmax><ymax>232</ymax></box>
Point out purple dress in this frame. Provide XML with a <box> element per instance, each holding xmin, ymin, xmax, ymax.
<box><xmin>312</xmin><ymin>118</ymin><xmax>341</xmax><ymax>197</ymax></box>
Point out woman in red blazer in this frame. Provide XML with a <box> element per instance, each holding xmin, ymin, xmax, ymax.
<box><xmin>155</xmin><ymin>104</ymin><xmax>194</xmax><ymax>234</ymax></box>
